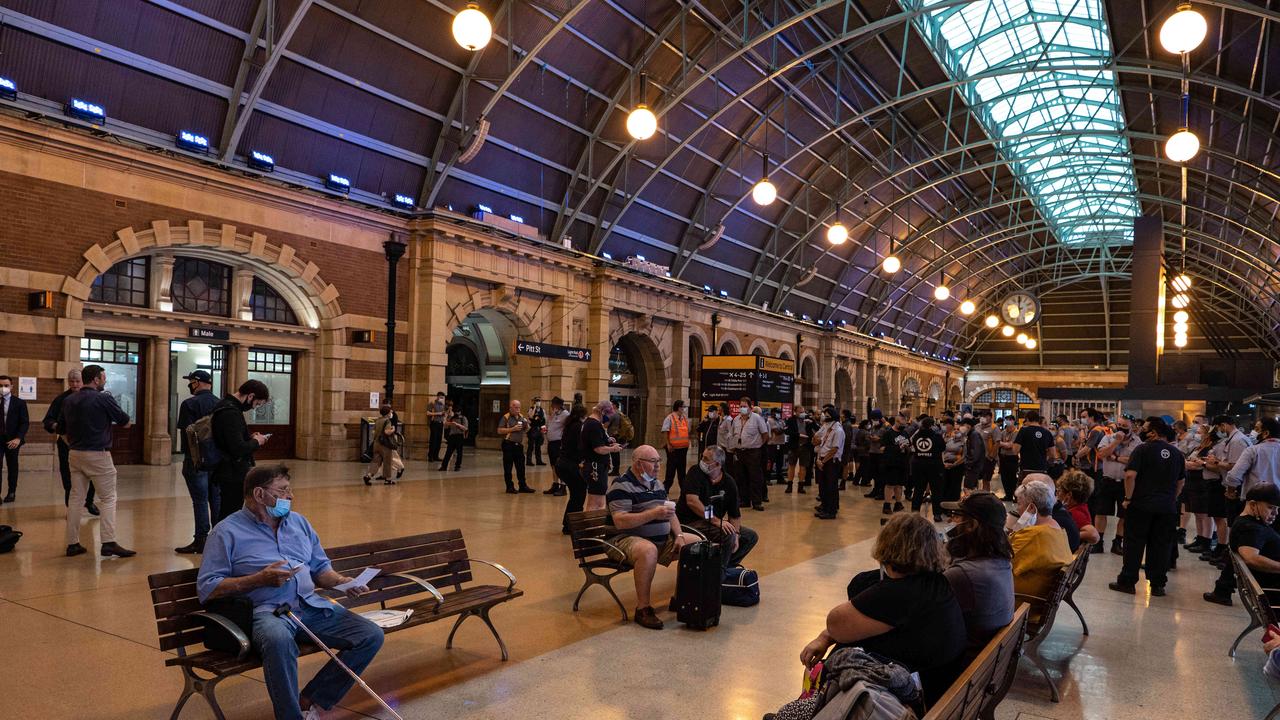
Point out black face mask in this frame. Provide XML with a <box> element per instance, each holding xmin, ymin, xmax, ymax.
<box><xmin>187</xmin><ymin>383</ymin><xmax>199</xmax><ymax>396</ymax></box>
<box><xmin>945</xmin><ymin>524</ymin><xmax>963</xmax><ymax>539</ymax></box>
<box><xmin>240</xmin><ymin>397</ymin><xmax>255</xmax><ymax>412</ymax></box>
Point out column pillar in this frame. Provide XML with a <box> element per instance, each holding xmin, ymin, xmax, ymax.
<box><xmin>546</xmin><ymin>295</ymin><xmax>576</xmax><ymax>401</ymax></box>
<box><xmin>404</xmin><ymin>256</ymin><xmax>450</xmax><ymax>460</ymax></box>
<box><xmin>585</xmin><ymin>277</ymin><xmax>610</xmax><ymax>403</ymax></box>
<box><xmin>231</xmin><ymin>267</ymin><xmax>255</xmax><ymax>322</ymax></box>
<box><xmin>889</xmin><ymin>365</ymin><xmax>902</xmax><ymax>416</ymax></box>
<box><xmin>1129</xmin><ymin>216</ymin><xmax>1165</xmax><ymax>386</ymax></box>
<box><xmin>143</xmin><ymin>337</ymin><xmax>172</xmax><ymax>465</ymax></box>
<box><xmin>668</xmin><ymin>321</ymin><xmax>689</xmax><ymax>407</ymax></box>
<box><xmin>151</xmin><ymin>255</ymin><xmax>175</xmax><ymax>312</ymax></box>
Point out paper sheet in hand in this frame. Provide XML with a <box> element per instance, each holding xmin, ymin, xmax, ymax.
<box><xmin>335</xmin><ymin>567</ymin><xmax>380</xmax><ymax>592</ymax></box>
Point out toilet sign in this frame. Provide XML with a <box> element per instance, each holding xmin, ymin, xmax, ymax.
<box><xmin>369</xmin><ymin>392</ymin><xmax>380</xmax><ymax>409</ymax></box>
<box><xmin>18</xmin><ymin>377</ymin><xmax>36</xmax><ymax>400</ymax></box>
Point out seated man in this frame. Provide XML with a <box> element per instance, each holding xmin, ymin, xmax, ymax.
<box><xmin>1204</xmin><ymin>483</ymin><xmax>1280</xmax><ymax>606</ymax></box>
<box><xmin>605</xmin><ymin>444</ymin><xmax>700</xmax><ymax>630</ymax></box>
<box><xmin>198</xmin><ymin>465</ymin><xmax>384</xmax><ymax>720</ymax></box>
<box><xmin>676</xmin><ymin>445</ymin><xmax>759</xmax><ymax>568</ymax></box>
<box><xmin>1008</xmin><ymin>479</ymin><xmax>1074</xmax><ymax>600</ymax></box>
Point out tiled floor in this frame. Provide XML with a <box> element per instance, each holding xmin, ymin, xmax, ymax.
<box><xmin>0</xmin><ymin>452</ymin><xmax>1274</xmax><ymax>719</ymax></box>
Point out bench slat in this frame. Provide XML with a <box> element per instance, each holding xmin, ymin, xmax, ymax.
<box><xmin>922</xmin><ymin>604</ymin><xmax>1030</xmax><ymax>720</ymax></box>
<box><xmin>325</xmin><ymin>530</ymin><xmax>463</xmax><ymax>562</ymax></box>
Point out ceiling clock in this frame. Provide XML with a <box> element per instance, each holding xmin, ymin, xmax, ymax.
<box><xmin>999</xmin><ymin>291</ymin><xmax>1040</xmax><ymax>328</ymax></box>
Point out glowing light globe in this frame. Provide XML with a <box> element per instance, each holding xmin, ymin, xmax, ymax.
<box><xmin>984</xmin><ymin>315</ymin><xmax>999</xmax><ymax>328</ymax></box>
<box><xmin>751</xmin><ymin>178</ymin><xmax>777</xmax><ymax>206</ymax></box>
<box><xmin>882</xmin><ymin>255</ymin><xmax>901</xmax><ymax>274</ymax></box>
<box><xmin>1165</xmin><ymin>128</ymin><xmax>1200</xmax><ymax>162</ymax></box>
<box><xmin>453</xmin><ymin>4</ymin><xmax>493</xmax><ymax>51</ymax></box>
<box><xmin>1159</xmin><ymin>5</ymin><xmax>1208</xmax><ymax>54</ymax></box>
<box><xmin>626</xmin><ymin>105</ymin><xmax>658</xmax><ymax>140</ymax></box>
<box><xmin>960</xmin><ymin>300</ymin><xmax>976</xmax><ymax>315</ymax></box>
<box><xmin>1001</xmin><ymin>325</ymin><xmax>1015</xmax><ymax>337</ymax></box>
<box><xmin>826</xmin><ymin>223</ymin><xmax>848</xmax><ymax>245</ymax></box>
<box><xmin>934</xmin><ymin>285</ymin><xmax>951</xmax><ymax>301</ymax></box>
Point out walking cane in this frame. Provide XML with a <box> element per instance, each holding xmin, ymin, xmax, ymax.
<box><xmin>273</xmin><ymin>604</ymin><xmax>405</xmax><ymax>720</ymax></box>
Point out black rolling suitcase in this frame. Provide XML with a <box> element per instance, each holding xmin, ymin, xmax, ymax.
<box><xmin>674</xmin><ymin>540</ymin><xmax>722</xmax><ymax>629</ymax></box>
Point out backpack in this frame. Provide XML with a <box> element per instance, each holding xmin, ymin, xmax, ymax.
<box><xmin>185</xmin><ymin>406</ymin><xmax>232</xmax><ymax>471</ymax></box>
<box><xmin>616</xmin><ymin>413</ymin><xmax>635</xmax><ymax>443</ymax></box>
<box><xmin>0</xmin><ymin>525</ymin><xmax>22</xmax><ymax>554</ymax></box>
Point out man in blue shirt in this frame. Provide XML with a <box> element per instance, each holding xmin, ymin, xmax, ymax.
<box><xmin>199</xmin><ymin>465</ymin><xmax>383</xmax><ymax>720</ymax></box>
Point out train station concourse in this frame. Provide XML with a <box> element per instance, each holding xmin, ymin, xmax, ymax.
<box><xmin>1</xmin><ymin>1</ymin><xmax>1279</xmax><ymax>719</ymax></box>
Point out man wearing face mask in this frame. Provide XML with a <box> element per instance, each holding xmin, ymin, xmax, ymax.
<box><xmin>1110</xmin><ymin>419</ymin><xmax>1186</xmax><ymax>597</ymax></box>
<box><xmin>210</xmin><ymin>379</ymin><xmax>271</xmax><ymax>525</ymax></box>
<box><xmin>677</xmin><ymin>446</ymin><xmax>757</xmax><ymax>566</ymax></box>
<box><xmin>198</xmin><ymin>465</ymin><xmax>383</xmax><ymax>720</ymax></box>
<box><xmin>732</xmin><ymin>396</ymin><xmax>771</xmax><ymax>511</ymax></box>
<box><xmin>0</xmin><ymin>375</ymin><xmax>29</xmax><ymax>504</ymax></box>
<box><xmin>1203</xmin><ymin>483</ymin><xmax>1280</xmax><ymax>606</ymax></box>
<box><xmin>175</xmin><ymin>370</ymin><xmax>220</xmax><ymax>554</ymax></box>
<box><xmin>1225</xmin><ymin>417</ymin><xmax>1280</xmax><ymax>499</ymax></box>
<box><xmin>61</xmin><ymin>365</ymin><xmax>134</xmax><ymax>557</ymax></box>
<box><xmin>1203</xmin><ymin>415</ymin><xmax>1252</xmax><ymax>566</ymax></box>
<box><xmin>814</xmin><ymin>407</ymin><xmax>846</xmax><ymax>520</ymax></box>
<box><xmin>1094</xmin><ymin>416</ymin><xmax>1141</xmax><ymax>555</ymax></box>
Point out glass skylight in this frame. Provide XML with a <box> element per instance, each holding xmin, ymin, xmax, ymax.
<box><xmin>904</xmin><ymin>0</ymin><xmax>1138</xmax><ymax>244</ymax></box>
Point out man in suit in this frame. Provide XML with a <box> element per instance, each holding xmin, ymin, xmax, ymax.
<box><xmin>42</xmin><ymin>368</ymin><xmax>98</xmax><ymax>515</ymax></box>
<box><xmin>0</xmin><ymin>375</ymin><xmax>30</xmax><ymax>503</ymax></box>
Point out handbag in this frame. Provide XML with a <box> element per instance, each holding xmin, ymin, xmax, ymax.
<box><xmin>722</xmin><ymin>565</ymin><xmax>760</xmax><ymax>606</ymax></box>
<box><xmin>0</xmin><ymin>525</ymin><xmax>22</xmax><ymax>553</ymax></box>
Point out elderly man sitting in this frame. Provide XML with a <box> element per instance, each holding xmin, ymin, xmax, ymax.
<box><xmin>605</xmin><ymin>444</ymin><xmax>700</xmax><ymax>630</ymax></box>
<box><xmin>1008</xmin><ymin>478</ymin><xmax>1074</xmax><ymax>600</ymax></box>
<box><xmin>676</xmin><ymin>445</ymin><xmax>759</xmax><ymax>568</ymax></box>
<box><xmin>199</xmin><ymin>465</ymin><xmax>383</xmax><ymax>720</ymax></box>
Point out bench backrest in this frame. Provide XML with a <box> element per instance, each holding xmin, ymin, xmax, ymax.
<box><xmin>1019</xmin><ymin>547</ymin><xmax>1081</xmax><ymax>640</ymax></box>
<box><xmin>922</xmin><ymin>604</ymin><xmax>1031</xmax><ymax>720</ymax></box>
<box><xmin>148</xmin><ymin>529</ymin><xmax>472</xmax><ymax>656</ymax></box>
<box><xmin>1232</xmin><ymin>550</ymin><xmax>1278</xmax><ymax>629</ymax></box>
<box><xmin>566</xmin><ymin>509</ymin><xmax>617</xmax><ymax>564</ymax></box>
<box><xmin>1065</xmin><ymin>541</ymin><xmax>1091</xmax><ymax>593</ymax></box>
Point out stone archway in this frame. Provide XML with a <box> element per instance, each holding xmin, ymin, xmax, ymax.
<box><xmin>688</xmin><ymin>332</ymin><xmax>706</xmax><ymax>417</ymax></box>
<box><xmin>746</xmin><ymin>338</ymin><xmax>770</xmax><ymax>356</ymax></box>
<box><xmin>800</xmin><ymin>354</ymin><xmax>818</xmax><ymax>408</ymax></box>
<box><xmin>835</xmin><ymin>366</ymin><xmax>854</xmax><ymax>410</ymax></box>
<box><xmin>717</xmin><ymin>333</ymin><xmax>741</xmax><ymax>355</ymax></box>
<box><xmin>610</xmin><ymin>330</ymin><xmax>669</xmax><ymax>446</ymax></box>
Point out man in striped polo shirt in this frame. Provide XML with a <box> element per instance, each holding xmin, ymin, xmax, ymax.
<box><xmin>606</xmin><ymin>444</ymin><xmax>700</xmax><ymax>630</ymax></box>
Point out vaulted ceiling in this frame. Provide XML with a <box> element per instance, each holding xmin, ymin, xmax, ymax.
<box><xmin>2</xmin><ymin>0</ymin><xmax>1277</xmax><ymax>367</ymax></box>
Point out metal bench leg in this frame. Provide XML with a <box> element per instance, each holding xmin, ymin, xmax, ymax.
<box><xmin>1229</xmin><ymin>619</ymin><xmax>1261</xmax><ymax>658</ymax></box>
<box><xmin>572</xmin><ymin>569</ymin><xmax>629</xmax><ymax>622</ymax></box>
<box><xmin>1265</xmin><ymin>700</ymin><xmax>1280</xmax><ymax>720</ymax></box>
<box><xmin>1065</xmin><ymin>595</ymin><xmax>1089</xmax><ymax>636</ymax></box>
<box><xmin>572</xmin><ymin>574</ymin><xmax>593</xmax><ymax>612</ymax></box>
<box><xmin>168</xmin><ymin>667</ymin><xmax>197</xmax><ymax>720</ymax></box>
<box><xmin>445</xmin><ymin>610</ymin><xmax>474</xmax><ymax>650</ymax></box>
<box><xmin>478</xmin><ymin>607</ymin><xmax>510</xmax><ymax>661</ymax></box>
<box><xmin>1026</xmin><ymin>648</ymin><xmax>1060</xmax><ymax>703</ymax></box>
<box><xmin>201</xmin><ymin>678</ymin><xmax>229</xmax><ymax>720</ymax></box>
<box><xmin>172</xmin><ymin>666</ymin><xmax>228</xmax><ymax>720</ymax></box>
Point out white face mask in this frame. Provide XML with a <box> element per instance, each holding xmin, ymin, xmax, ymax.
<box><xmin>1013</xmin><ymin>508</ymin><xmax>1037</xmax><ymax>531</ymax></box>
<box><xmin>0</xmin><ymin>386</ymin><xmax>9</xmax><ymax>397</ymax></box>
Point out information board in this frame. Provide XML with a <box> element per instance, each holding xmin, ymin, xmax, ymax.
<box><xmin>515</xmin><ymin>340</ymin><xmax>592</xmax><ymax>362</ymax></box>
<box><xmin>700</xmin><ymin>355</ymin><xmax>795</xmax><ymax>418</ymax></box>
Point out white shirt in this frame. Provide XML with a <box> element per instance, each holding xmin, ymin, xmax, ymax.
<box><xmin>733</xmin><ymin>411</ymin><xmax>770</xmax><ymax>450</ymax></box>
<box><xmin>817</xmin><ymin>421</ymin><xmax>845</xmax><ymax>460</ymax></box>
<box><xmin>545</xmin><ymin>408</ymin><xmax>570</xmax><ymax>442</ymax></box>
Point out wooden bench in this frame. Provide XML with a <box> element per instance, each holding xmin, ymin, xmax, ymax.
<box><xmin>1229</xmin><ymin>549</ymin><xmax>1280</xmax><ymax>657</ymax></box>
<box><xmin>1061</xmin><ymin>540</ymin><xmax>1093</xmax><ymax>635</ymax></box>
<box><xmin>148</xmin><ymin>529</ymin><xmax>522</xmax><ymax>720</ymax></box>
<box><xmin>922</xmin><ymin>603</ymin><xmax>1031</xmax><ymax>720</ymax></box>
<box><xmin>1012</xmin><ymin>544</ymin><xmax>1090</xmax><ymax>702</ymax></box>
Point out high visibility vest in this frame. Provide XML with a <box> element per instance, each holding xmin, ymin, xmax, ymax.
<box><xmin>667</xmin><ymin>414</ymin><xmax>690</xmax><ymax>449</ymax></box>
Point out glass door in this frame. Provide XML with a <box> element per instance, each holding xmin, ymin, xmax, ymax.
<box><xmin>79</xmin><ymin>336</ymin><xmax>145</xmax><ymax>464</ymax></box>
<box><xmin>169</xmin><ymin>341</ymin><xmax>227</xmax><ymax>454</ymax></box>
<box><xmin>246</xmin><ymin>349</ymin><xmax>296</xmax><ymax>459</ymax></box>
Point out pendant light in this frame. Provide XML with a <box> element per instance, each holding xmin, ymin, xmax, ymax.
<box><xmin>959</xmin><ymin>300</ymin><xmax>976</xmax><ymax>316</ymax></box>
<box><xmin>984</xmin><ymin>314</ymin><xmax>999</xmax><ymax>328</ymax></box>
<box><xmin>626</xmin><ymin>73</ymin><xmax>657</xmax><ymax>140</ymax></box>
<box><xmin>827</xmin><ymin>222</ymin><xmax>848</xmax><ymax>245</ymax></box>
<box><xmin>1159</xmin><ymin>4</ymin><xmax>1208</xmax><ymax>54</ymax></box>
<box><xmin>752</xmin><ymin>153</ymin><xmax>776</xmax><ymax>206</ymax></box>
<box><xmin>1001</xmin><ymin>325</ymin><xmax>1014</xmax><ymax>338</ymax></box>
<box><xmin>1025</xmin><ymin>338</ymin><xmax>1037</xmax><ymax>350</ymax></box>
<box><xmin>882</xmin><ymin>239</ymin><xmax>901</xmax><ymax>274</ymax></box>
<box><xmin>933</xmin><ymin>272</ymin><xmax>950</xmax><ymax>302</ymax></box>
<box><xmin>452</xmin><ymin>4</ymin><xmax>493</xmax><ymax>51</ymax></box>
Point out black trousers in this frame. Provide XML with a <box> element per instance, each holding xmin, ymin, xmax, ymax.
<box><xmin>213</xmin><ymin>476</ymin><xmax>245</xmax><ymax>525</ymax></box>
<box><xmin>501</xmin><ymin>441</ymin><xmax>527</xmax><ymax>489</ymax></box>
<box><xmin>441</xmin><ymin>434</ymin><xmax>464</xmax><ymax>469</ymax></box>
<box><xmin>548</xmin><ymin>439</ymin><xmax>562</xmax><ymax>467</ymax></box>
<box><xmin>559</xmin><ymin>460</ymin><xmax>586</xmax><ymax>531</ymax></box>
<box><xmin>819</xmin><ymin>459</ymin><xmax>841</xmax><ymax>515</ymax></box>
<box><xmin>736</xmin><ymin>447</ymin><xmax>766</xmax><ymax>507</ymax></box>
<box><xmin>610</xmin><ymin>451</ymin><xmax>621</xmax><ymax>474</ymax></box>
<box><xmin>428</xmin><ymin>422</ymin><xmax>444</xmax><ymax>461</ymax></box>
<box><xmin>943</xmin><ymin>464</ymin><xmax>965</xmax><ymax>503</ymax></box>
<box><xmin>769</xmin><ymin>445</ymin><xmax>785</xmax><ymax>482</ymax></box>
<box><xmin>998</xmin><ymin>455</ymin><xmax>1020</xmax><ymax>499</ymax></box>
<box><xmin>58</xmin><ymin>439</ymin><xmax>96</xmax><ymax>507</ymax></box>
<box><xmin>526</xmin><ymin>434</ymin><xmax>544</xmax><ymax>464</ymax></box>
<box><xmin>910</xmin><ymin>460</ymin><xmax>945</xmax><ymax>515</ymax></box>
<box><xmin>866</xmin><ymin>454</ymin><xmax>882</xmax><ymax>494</ymax></box>
<box><xmin>1118</xmin><ymin>507</ymin><xmax>1179</xmax><ymax>588</ymax></box>
<box><xmin>1</xmin><ymin>443</ymin><xmax>18</xmax><ymax>496</ymax></box>
<box><xmin>664</xmin><ymin>446</ymin><xmax>688</xmax><ymax>492</ymax></box>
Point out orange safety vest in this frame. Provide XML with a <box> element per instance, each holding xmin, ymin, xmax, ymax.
<box><xmin>666</xmin><ymin>413</ymin><xmax>690</xmax><ymax>449</ymax></box>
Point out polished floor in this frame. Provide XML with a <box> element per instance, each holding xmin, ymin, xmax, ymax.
<box><xmin>0</xmin><ymin>451</ymin><xmax>1275</xmax><ymax>719</ymax></box>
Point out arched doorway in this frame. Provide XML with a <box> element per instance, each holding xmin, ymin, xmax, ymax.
<box><xmin>447</xmin><ymin>309</ymin><xmax>519</xmax><ymax>448</ymax></box>
<box><xmin>719</xmin><ymin>339</ymin><xmax>739</xmax><ymax>355</ymax></box>
<box><xmin>800</xmin><ymin>356</ymin><xmax>818</xmax><ymax>408</ymax></box>
<box><xmin>902</xmin><ymin>376</ymin><xmax>923</xmax><ymax>416</ymax></box>
<box><xmin>971</xmin><ymin>387</ymin><xmax>1037</xmax><ymax>417</ymax></box>
<box><xmin>835</xmin><ymin>367</ymin><xmax>854</xmax><ymax>411</ymax></box>
<box><xmin>927</xmin><ymin>381</ymin><xmax>943</xmax><ymax>414</ymax></box>
<box><xmin>875</xmin><ymin>374</ymin><xmax>892</xmax><ymax>413</ymax></box>
<box><xmin>609</xmin><ymin>332</ymin><xmax>663</xmax><ymax>446</ymax></box>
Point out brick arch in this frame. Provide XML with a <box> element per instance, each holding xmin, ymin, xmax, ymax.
<box><xmin>609</xmin><ymin>314</ymin><xmax>674</xmax><ymax>372</ymax></box>
<box><xmin>967</xmin><ymin>383</ymin><xmax>1037</xmax><ymax>403</ymax></box>
<box><xmin>68</xmin><ymin>220</ymin><xmax>341</xmax><ymax>328</ymax></box>
<box><xmin>716</xmin><ymin>332</ymin><xmax>742</xmax><ymax>355</ymax></box>
<box><xmin>745</xmin><ymin>337</ymin><xmax>770</xmax><ymax>356</ymax></box>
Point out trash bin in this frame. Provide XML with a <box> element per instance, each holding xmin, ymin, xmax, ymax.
<box><xmin>359</xmin><ymin>417</ymin><xmax>378</xmax><ymax>462</ymax></box>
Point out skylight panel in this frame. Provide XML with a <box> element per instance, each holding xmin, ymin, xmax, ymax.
<box><xmin>909</xmin><ymin>0</ymin><xmax>1138</xmax><ymax>245</ymax></box>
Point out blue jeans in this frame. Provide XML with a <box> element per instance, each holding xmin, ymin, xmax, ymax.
<box><xmin>253</xmin><ymin>603</ymin><xmax>385</xmax><ymax>720</ymax></box>
<box><xmin>182</xmin><ymin>463</ymin><xmax>220</xmax><ymax>539</ymax></box>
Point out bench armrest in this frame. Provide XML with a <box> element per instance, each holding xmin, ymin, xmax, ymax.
<box><xmin>469</xmin><ymin>558</ymin><xmax>517</xmax><ymax>590</ymax></box>
<box><xmin>387</xmin><ymin>572</ymin><xmax>446</xmax><ymax>611</ymax></box>
<box><xmin>1013</xmin><ymin>592</ymin><xmax>1050</xmax><ymax>607</ymax></box>
<box><xmin>188</xmin><ymin>611</ymin><xmax>251</xmax><ymax>660</ymax></box>
<box><xmin>683</xmin><ymin>526</ymin><xmax>708</xmax><ymax>542</ymax></box>
<box><xmin>578</xmin><ymin>537</ymin><xmax>629</xmax><ymax>560</ymax></box>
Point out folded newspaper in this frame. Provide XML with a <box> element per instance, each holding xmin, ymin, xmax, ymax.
<box><xmin>359</xmin><ymin>609</ymin><xmax>414</xmax><ymax>628</ymax></box>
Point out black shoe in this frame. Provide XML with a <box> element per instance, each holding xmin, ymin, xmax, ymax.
<box><xmin>518</xmin><ymin>486</ymin><xmax>536</xmax><ymax>493</ymax></box>
<box><xmin>396</xmin><ymin>467</ymin><xmax>405</xmax><ymax>479</ymax></box>
<box><xmin>553</xmin><ymin>487</ymin><xmax>567</xmax><ymax>496</ymax></box>
<box><xmin>1150</xmin><ymin>585</ymin><xmax>1167</xmax><ymax>597</ymax></box>
<box><xmin>797</xmin><ymin>485</ymin><xmax>807</xmax><ymax>494</ymax></box>
<box><xmin>893</xmin><ymin>502</ymin><xmax>904</xmax><ymax>513</ymax></box>
<box><xmin>814</xmin><ymin>512</ymin><xmax>837</xmax><ymax>520</ymax></box>
<box><xmin>882</xmin><ymin>502</ymin><xmax>892</xmax><ymax>515</ymax></box>
<box><xmin>1177</xmin><ymin>528</ymin><xmax>1188</xmax><ymax>544</ymax></box>
<box><xmin>438</xmin><ymin>465</ymin><xmax>448</xmax><ymax>471</ymax></box>
<box><xmin>785</xmin><ymin>483</ymin><xmax>793</xmax><ymax>494</ymax></box>
<box><xmin>838</xmin><ymin>481</ymin><xmax>847</xmax><ymax>491</ymax></box>
<box><xmin>454</xmin><ymin>466</ymin><xmax>462</xmax><ymax>471</ymax></box>
<box><xmin>543</xmin><ymin>486</ymin><xmax>558</xmax><ymax>494</ymax></box>
<box><xmin>1203</xmin><ymin>591</ymin><xmax>1233</xmax><ymax>606</ymax></box>
<box><xmin>174</xmin><ymin>539</ymin><xmax>205</xmax><ymax>555</ymax></box>
<box><xmin>505</xmin><ymin>487</ymin><xmax>518</xmax><ymax>494</ymax></box>
<box><xmin>1108</xmin><ymin>581</ymin><xmax>1136</xmax><ymax>594</ymax></box>
<box><xmin>362</xmin><ymin>475</ymin><xmax>373</xmax><ymax>486</ymax></box>
<box><xmin>65</xmin><ymin>543</ymin><xmax>87</xmax><ymax>557</ymax></box>
<box><xmin>1090</xmin><ymin>542</ymin><xmax>1104</xmax><ymax>554</ymax></box>
<box><xmin>85</xmin><ymin>503</ymin><xmax>100</xmax><ymax>516</ymax></box>
<box><xmin>100</xmin><ymin>542</ymin><xmax>136</xmax><ymax>558</ymax></box>
<box><xmin>383</xmin><ymin>478</ymin><xmax>396</xmax><ymax>485</ymax></box>
<box><xmin>753</xmin><ymin>504</ymin><xmax>765</xmax><ymax>511</ymax></box>
<box><xmin>2</xmin><ymin>494</ymin><xmax>13</xmax><ymax>504</ymax></box>
<box><xmin>1111</xmin><ymin>538</ymin><xmax>1125</xmax><ymax>555</ymax></box>
<box><xmin>1184</xmin><ymin>537</ymin><xmax>1209</xmax><ymax>553</ymax></box>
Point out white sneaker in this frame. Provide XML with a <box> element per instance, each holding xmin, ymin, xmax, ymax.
<box><xmin>301</xmin><ymin>706</ymin><xmax>324</xmax><ymax>720</ymax></box>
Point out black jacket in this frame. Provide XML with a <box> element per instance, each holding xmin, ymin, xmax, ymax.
<box><xmin>42</xmin><ymin>388</ymin><xmax>74</xmax><ymax>436</ymax></box>
<box><xmin>1</xmin><ymin>394</ymin><xmax>29</xmax><ymax>443</ymax></box>
<box><xmin>176</xmin><ymin>389</ymin><xmax>219</xmax><ymax>454</ymax></box>
<box><xmin>210</xmin><ymin>395</ymin><xmax>258</xmax><ymax>484</ymax></box>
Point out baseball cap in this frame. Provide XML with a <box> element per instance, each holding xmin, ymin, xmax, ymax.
<box><xmin>941</xmin><ymin>492</ymin><xmax>1007</xmax><ymax>530</ymax></box>
<box><xmin>182</xmin><ymin>370</ymin><xmax>213</xmax><ymax>383</ymax></box>
<box><xmin>1246</xmin><ymin>484</ymin><xmax>1280</xmax><ymax>505</ymax></box>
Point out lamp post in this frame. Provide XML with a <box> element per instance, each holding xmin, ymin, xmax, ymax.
<box><xmin>383</xmin><ymin>234</ymin><xmax>407</xmax><ymax>404</ymax></box>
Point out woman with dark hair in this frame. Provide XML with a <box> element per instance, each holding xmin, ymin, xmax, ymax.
<box><xmin>558</xmin><ymin>403</ymin><xmax>590</xmax><ymax>534</ymax></box>
<box><xmin>943</xmin><ymin>492</ymin><xmax>1015</xmax><ymax>655</ymax></box>
<box><xmin>909</xmin><ymin>417</ymin><xmax>947</xmax><ymax>521</ymax></box>
<box><xmin>799</xmin><ymin>513</ymin><xmax>966</xmax><ymax>705</ymax></box>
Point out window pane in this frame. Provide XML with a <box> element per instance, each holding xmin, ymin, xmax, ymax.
<box><xmin>247</xmin><ymin>371</ymin><xmax>291</xmax><ymax>424</ymax></box>
<box><xmin>90</xmin><ymin>257</ymin><xmax>149</xmax><ymax>307</ymax></box>
<box><xmin>250</xmin><ymin>277</ymin><xmax>298</xmax><ymax>325</ymax></box>
<box><xmin>97</xmin><ymin>361</ymin><xmax>140</xmax><ymax>423</ymax></box>
<box><xmin>172</xmin><ymin>257</ymin><xmax>231</xmax><ymax>316</ymax></box>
